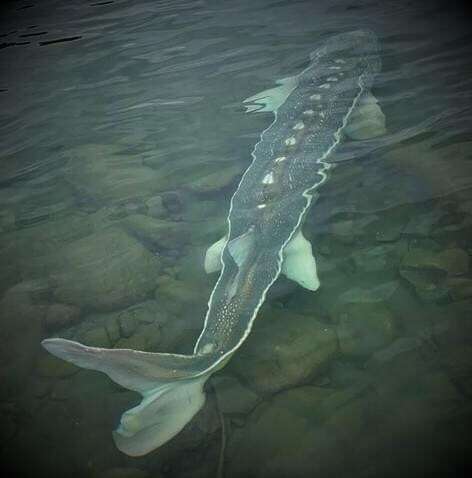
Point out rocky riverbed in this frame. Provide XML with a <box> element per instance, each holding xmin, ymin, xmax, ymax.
<box><xmin>1</xmin><ymin>138</ymin><xmax>472</xmax><ymax>478</ymax></box>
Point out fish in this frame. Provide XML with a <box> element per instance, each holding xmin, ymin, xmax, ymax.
<box><xmin>41</xmin><ymin>30</ymin><xmax>385</xmax><ymax>457</ymax></box>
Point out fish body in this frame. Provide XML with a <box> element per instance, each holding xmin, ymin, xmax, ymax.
<box><xmin>42</xmin><ymin>30</ymin><xmax>384</xmax><ymax>456</ymax></box>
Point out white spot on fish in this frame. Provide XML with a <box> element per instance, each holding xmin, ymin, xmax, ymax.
<box><xmin>310</xmin><ymin>94</ymin><xmax>321</xmax><ymax>101</ymax></box>
<box><xmin>303</xmin><ymin>109</ymin><xmax>315</xmax><ymax>116</ymax></box>
<box><xmin>319</xmin><ymin>111</ymin><xmax>325</xmax><ymax>118</ymax></box>
<box><xmin>262</xmin><ymin>171</ymin><xmax>274</xmax><ymax>184</ymax></box>
<box><xmin>257</xmin><ymin>203</ymin><xmax>267</xmax><ymax>209</ymax></box>
<box><xmin>285</xmin><ymin>137</ymin><xmax>296</xmax><ymax>146</ymax></box>
<box><xmin>275</xmin><ymin>156</ymin><xmax>287</xmax><ymax>163</ymax></box>
<box><xmin>319</xmin><ymin>83</ymin><xmax>330</xmax><ymax>89</ymax></box>
<box><xmin>327</xmin><ymin>76</ymin><xmax>338</xmax><ymax>82</ymax></box>
<box><xmin>334</xmin><ymin>59</ymin><xmax>346</xmax><ymax>64</ymax></box>
<box><xmin>293</xmin><ymin>121</ymin><xmax>304</xmax><ymax>130</ymax></box>
<box><xmin>329</xmin><ymin>66</ymin><xmax>341</xmax><ymax>70</ymax></box>
<box><xmin>201</xmin><ymin>343</ymin><xmax>214</xmax><ymax>354</ymax></box>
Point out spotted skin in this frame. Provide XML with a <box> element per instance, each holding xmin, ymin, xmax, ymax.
<box><xmin>194</xmin><ymin>30</ymin><xmax>381</xmax><ymax>365</ymax></box>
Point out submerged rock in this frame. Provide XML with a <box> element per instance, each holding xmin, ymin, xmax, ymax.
<box><xmin>145</xmin><ymin>195</ymin><xmax>167</xmax><ymax>219</ymax></box>
<box><xmin>121</xmin><ymin>214</ymin><xmax>190</xmax><ymax>251</ymax></box>
<box><xmin>447</xmin><ymin>277</ymin><xmax>472</xmax><ymax>301</ymax></box>
<box><xmin>97</xmin><ymin>468</ymin><xmax>151</xmax><ymax>478</ymax></box>
<box><xmin>63</xmin><ymin>144</ymin><xmax>165</xmax><ymax>202</ymax></box>
<box><xmin>0</xmin><ymin>283</ymin><xmax>44</xmax><ymax>398</ymax></box>
<box><xmin>187</xmin><ymin>162</ymin><xmax>243</xmax><ymax>194</ymax></box>
<box><xmin>54</xmin><ymin>300</ymin><xmax>164</xmax><ymax>352</ymax></box>
<box><xmin>227</xmin><ymin>385</ymin><xmax>367</xmax><ymax>478</ymax></box>
<box><xmin>52</xmin><ymin>227</ymin><xmax>161</xmax><ymax>311</ymax></box>
<box><xmin>44</xmin><ymin>303</ymin><xmax>81</xmax><ymax>332</ymax></box>
<box><xmin>401</xmin><ymin>247</ymin><xmax>469</xmax><ymax>275</ymax></box>
<box><xmin>333</xmin><ymin>302</ymin><xmax>397</xmax><ymax>358</ymax></box>
<box><xmin>228</xmin><ymin>306</ymin><xmax>338</xmax><ymax>394</ymax></box>
<box><xmin>352</xmin><ymin>242</ymin><xmax>406</xmax><ymax>274</ymax></box>
<box><xmin>400</xmin><ymin>246</ymin><xmax>469</xmax><ymax>302</ymax></box>
<box><xmin>211</xmin><ymin>374</ymin><xmax>261</xmax><ymax>416</ymax></box>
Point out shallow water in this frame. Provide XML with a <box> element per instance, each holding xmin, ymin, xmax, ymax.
<box><xmin>1</xmin><ymin>0</ymin><xmax>472</xmax><ymax>477</ymax></box>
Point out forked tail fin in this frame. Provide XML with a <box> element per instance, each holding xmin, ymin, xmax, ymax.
<box><xmin>41</xmin><ymin>338</ymin><xmax>213</xmax><ymax>456</ymax></box>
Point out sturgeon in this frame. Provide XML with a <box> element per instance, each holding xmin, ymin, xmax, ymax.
<box><xmin>42</xmin><ymin>30</ymin><xmax>385</xmax><ymax>456</ymax></box>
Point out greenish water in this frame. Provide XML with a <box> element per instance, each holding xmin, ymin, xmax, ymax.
<box><xmin>1</xmin><ymin>0</ymin><xmax>472</xmax><ymax>477</ymax></box>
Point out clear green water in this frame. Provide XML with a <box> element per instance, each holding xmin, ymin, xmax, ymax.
<box><xmin>1</xmin><ymin>0</ymin><xmax>472</xmax><ymax>477</ymax></box>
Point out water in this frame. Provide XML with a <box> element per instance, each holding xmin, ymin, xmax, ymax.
<box><xmin>1</xmin><ymin>0</ymin><xmax>472</xmax><ymax>476</ymax></box>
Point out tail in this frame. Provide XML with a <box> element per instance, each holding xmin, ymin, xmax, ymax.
<box><xmin>41</xmin><ymin>338</ymin><xmax>213</xmax><ymax>456</ymax></box>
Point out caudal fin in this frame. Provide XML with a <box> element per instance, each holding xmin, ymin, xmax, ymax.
<box><xmin>41</xmin><ymin>338</ymin><xmax>212</xmax><ymax>456</ymax></box>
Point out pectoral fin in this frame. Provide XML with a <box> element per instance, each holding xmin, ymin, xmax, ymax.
<box><xmin>345</xmin><ymin>91</ymin><xmax>386</xmax><ymax>140</ymax></box>
<box><xmin>243</xmin><ymin>75</ymin><xmax>299</xmax><ymax>113</ymax></box>
<box><xmin>282</xmin><ymin>230</ymin><xmax>320</xmax><ymax>291</ymax></box>
<box><xmin>204</xmin><ymin>235</ymin><xmax>227</xmax><ymax>273</ymax></box>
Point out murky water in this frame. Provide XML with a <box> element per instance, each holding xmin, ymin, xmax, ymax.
<box><xmin>1</xmin><ymin>0</ymin><xmax>472</xmax><ymax>477</ymax></box>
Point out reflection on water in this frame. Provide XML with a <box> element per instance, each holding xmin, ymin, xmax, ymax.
<box><xmin>1</xmin><ymin>0</ymin><xmax>472</xmax><ymax>476</ymax></box>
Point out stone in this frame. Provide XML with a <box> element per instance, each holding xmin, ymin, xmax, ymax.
<box><xmin>447</xmin><ymin>277</ymin><xmax>472</xmax><ymax>301</ymax></box>
<box><xmin>187</xmin><ymin>163</ymin><xmax>243</xmax><ymax>194</ymax></box>
<box><xmin>77</xmin><ymin>325</ymin><xmax>111</xmax><ymax>348</ymax></box>
<box><xmin>338</xmin><ymin>281</ymin><xmax>400</xmax><ymax>304</ymax></box>
<box><xmin>44</xmin><ymin>303</ymin><xmax>80</xmax><ymax>331</ymax></box>
<box><xmin>105</xmin><ymin>316</ymin><xmax>121</xmax><ymax>344</ymax></box>
<box><xmin>161</xmin><ymin>191</ymin><xmax>183</xmax><ymax>215</ymax></box>
<box><xmin>227</xmin><ymin>386</ymin><xmax>366</xmax><ymax>477</ymax></box>
<box><xmin>211</xmin><ymin>374</ymin><xmax>261</xmax><ymax>415</ymax></box>
<box><xmin>401</xmin><ymin>247</ymin><xmax>469</xmax><ymax>276</ymax></box>
<box><xmin>0</xmin><ymin>212</ymin><xmax>102</xmax><ymax>295</ymax></box>
<box><xmin>121</xmin><ymin>214</ymin><xmax>190</xmax><ymax>251</ymax></box>
<box><xmin>333</xmin><ymin>302</ymin><xmax>397</xmax><ymax>357</ymax></box>
<box><xmin>0</xmin><ymin>283</ymin><xmax>45</xmax><ymax>399</ymax></box>
<box><xmin>145</xmin><ymin>195</ymin><xmax>167</xmax><ymax>219</ymax></box>
<box><xmin>439</xmin><ymin>345</ymin><xmax>472</xmax><ymax>397</ymax></box>
<box><xmin>114</xmin><ymin>323</ymin><xmax>161</xmax><ymax>351</ymax></box>
<box><xmin>97</xmin><ymin>468</ymin><xmax>151</xmax><ymax>478</ymax></box>
<box><xmin>63</xmin><ymin>144</ymin><xmax>166</xmax><ymax>202</ymax></box>
<box><xmin>118</xmin><ymin>314</ymin><xmax>138</xmax><ymax>338</ymax></box>
<box><xmin>328</xmin><ymin>214</ymin><xmax>378</xmax><ymax>245</ymax></box>
<box><xmin>400</xmin><ymin>246</ymin><xmax>469</xmax><ymax>302</ymax></box>
<box><xmin>155</xmin><ymin>274</ymin><xmax>210</xmax><ymax>318</ymax></box>
<box><xmin>36</xmin><ymin>351</ymin><xmax>79</xmax><ymax>378</ymax></box>
<box><xmin>52</xmin><ymin>227</ymin><xmax>161</xmax><ymax>311</ymax></box>
<box><xmin>180</xmin><ymin>198</ymin><xmax>224</xmax><ymax>222</ymax></box>
<box><xmin>228</xmin><ymin>306</ymin><xmax>338</xmax><ymax>394</ymax></box>
<box><xmin>352</xmin><ymin>243</ymin><xmax>405</xmax><ymax>274</ymax></box>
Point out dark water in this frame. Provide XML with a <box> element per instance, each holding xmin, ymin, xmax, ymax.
<box><xmin>1</xmin><ymin>0</ymin><xmax>472</xmax><ymax>477</ymax></box>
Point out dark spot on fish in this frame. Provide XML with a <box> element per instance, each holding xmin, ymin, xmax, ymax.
<box><xmin>39</xmin><ymin>36</ymin><xmax>82</xmax><ymax>46</ymax></box>
<box><xmin>17</xmin><ymin>4</ymin><xmax>34</xmax><ymax>10</ymax></box>
<box><xmin>90</xmin><ymin>1</ymin><xmax>114</xmax><ymax>5</ymax></box>
<box><xmin>0</xmin><ymin>89</ymin><xmax>8</xmax><ymax>93</ymax></box>
<box><xmin>19</xmin><ymin>31</ymin><xmax>47</xmax><ymax>38</ymax></box>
